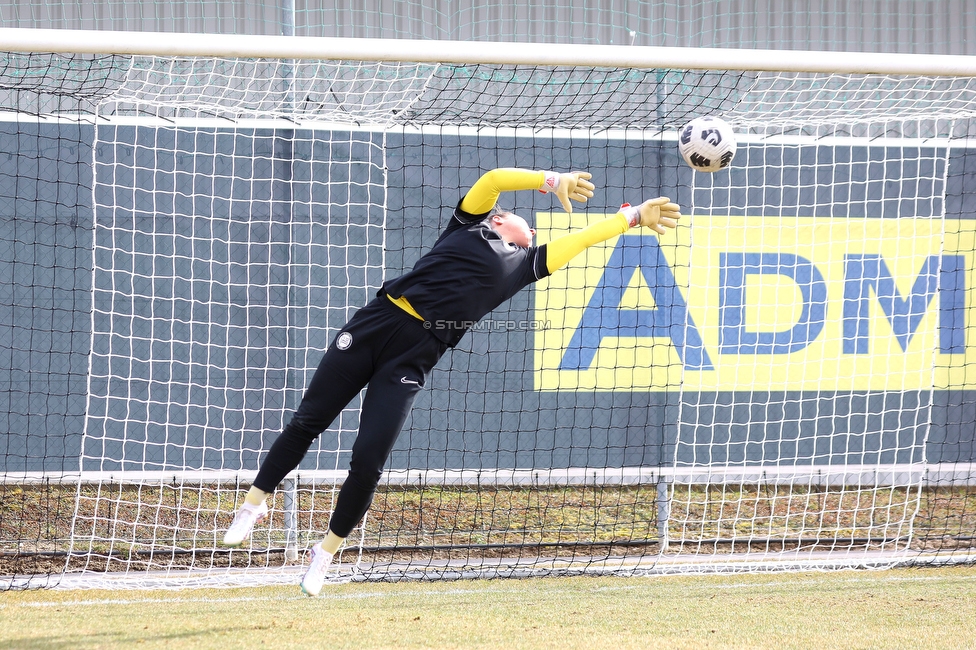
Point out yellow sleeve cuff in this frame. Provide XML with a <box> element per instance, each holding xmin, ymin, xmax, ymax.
<box><xmin>459</xmin><ymin>168</ymin><xmax>547</xmax><ymax>215</ymax></box>
<box><xmin>545</xmin><ymin>213</ymin><xmax>630</xmax><ymax>274</ymax></box>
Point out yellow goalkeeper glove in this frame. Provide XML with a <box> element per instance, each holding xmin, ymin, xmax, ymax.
<box><xmin>540</xmin><ymin>170</ymin><xmax>595</xmax><ymax>214</ymax></box>
<box><xmin>622</xmin><ymin>197</ymin><xmax>682</xmax><ymax>234</ymax></box>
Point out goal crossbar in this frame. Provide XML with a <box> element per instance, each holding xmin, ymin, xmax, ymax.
<box><xmin>1</xmin><ymin>27</ymin><xmax>975</xmax><ymax>76</ymax></box>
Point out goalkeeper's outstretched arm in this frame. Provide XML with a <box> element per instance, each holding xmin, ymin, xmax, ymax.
<box><xmin>459</xmin><ymin>167</ymin><xmax>595</xmax><ymax>215</ymax></box>
<box><xmin>456</xmin><ymin>166</ymin><xmax>681</xmax><ymax>274</ymax></box>
<box><xmin>544</xmin><ymin>197</ymin><xmax>682</xmax><ymax>273</ymax></box>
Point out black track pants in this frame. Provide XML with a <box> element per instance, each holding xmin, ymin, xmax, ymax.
<box><xmin>252</xmin><ymin>297</ymin><xmax>447</xmax><ymax>538</ymax></box>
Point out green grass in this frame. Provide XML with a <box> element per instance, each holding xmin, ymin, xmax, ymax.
<box><xmin>2</xmin><ymin>565</ymin><xmax>976</xmax><ymax>649</ymax></box>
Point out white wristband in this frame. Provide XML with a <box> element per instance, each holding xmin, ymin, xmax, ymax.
<box><xmin>540</xmin><ymin>171</ymin><xmax>560</xmax><ymax>194</ymax></box>
<box><xmin>620</xmin><ymin>204</ymin><xmax>640</xmax><ymax>228</ymax></box>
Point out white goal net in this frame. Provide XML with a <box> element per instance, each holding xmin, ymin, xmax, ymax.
<box><xmin>0</xmin><ymin>35</ymin><xmax>974</xmax><ymax>589</ymax></box>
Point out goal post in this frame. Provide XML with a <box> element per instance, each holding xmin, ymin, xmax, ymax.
<box><xmin>1</xmin><ymin>28</ymin><xmax>975</xmax><ymax>589</ymax></box>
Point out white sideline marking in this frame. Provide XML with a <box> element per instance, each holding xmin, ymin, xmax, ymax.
<box><xmin>699</xmin><ymin>572</ymin><xmax>976</xmax><ymax>591</ymax></box>
<box><xmin>0</xmin><ymin>595</ymin><xmax>290</xmax><ymax>608</ymax></box>
<box><xmin>3</xmin><ymin>572</ymin><xmax>974</xmax><ymax>609</ymax></box>
<box><xmin>0</xmin><ymin>587</ymin><xmax>505</xmax><ymax>608</ymax></box>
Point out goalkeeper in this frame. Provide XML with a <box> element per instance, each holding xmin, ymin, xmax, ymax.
<box><xmin>222</xmin><ymin>167</ymin><xmax>681</xmax><ymax>596</ymax></box>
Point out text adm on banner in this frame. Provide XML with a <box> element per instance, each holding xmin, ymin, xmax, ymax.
<box><xmin>533</xmin><ymin>213</ymin><xmax>975</xmax><ymax>392</ymax></box>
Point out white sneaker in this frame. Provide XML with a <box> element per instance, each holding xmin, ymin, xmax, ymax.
<box><xmin>300</xmin><ymin>543</ymin><xmax>334</xmax><ymax>596</ymax></box>
<box><xmin>222</xmin><ymin>501</ymin><xmax>269</xmax><ymax>546</ymax></box>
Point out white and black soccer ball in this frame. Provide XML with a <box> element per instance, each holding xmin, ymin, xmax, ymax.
<box><xmin>677</xmin><ymin>116</ymin><xmax>737</xmax><ymax>172</ymax></box>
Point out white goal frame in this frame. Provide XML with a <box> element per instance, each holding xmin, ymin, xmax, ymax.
<box><xmin>1</xmin><ymin>27</ymin><xmax>976</xmax><ymax>76</ymax></box>
<box><xmin>2</xmin><ymin>28</ymin><xmax>975</xmax><ymax>587</ymax></box>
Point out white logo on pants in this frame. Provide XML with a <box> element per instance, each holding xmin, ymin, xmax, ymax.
<box><xmin>336</xmin><ymin>332</ymin><xmax>353</xmax><ymax>350</ymax></box>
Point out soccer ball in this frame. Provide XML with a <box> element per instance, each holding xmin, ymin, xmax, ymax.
<box><xmin>677</xmin><ymin>116</ymin><xmax>737</xmax><ymax>172</ymax></box>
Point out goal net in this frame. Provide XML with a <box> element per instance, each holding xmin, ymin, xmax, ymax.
<box><xmin>1</xmin><ymin>36</ymin><xmax>975</xmax><ymax>590</ymax></box>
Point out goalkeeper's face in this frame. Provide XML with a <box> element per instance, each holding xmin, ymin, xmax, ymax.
<box><xmin>490</xmin><ymin>212</ymin><xmax>536</xmax><ymax>248</ymax></box>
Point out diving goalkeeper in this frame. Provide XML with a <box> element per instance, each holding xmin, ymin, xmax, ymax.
<box><xmin>222</xmin><ymin>167</ymin><xmax>681</xmax><ymax>596</ymax></box>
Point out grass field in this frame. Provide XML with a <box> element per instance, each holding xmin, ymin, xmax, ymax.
<box><xmin>2</xmin><ymin>565</ymin><xmax>975</xmax><ymax>649</ymax></box>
